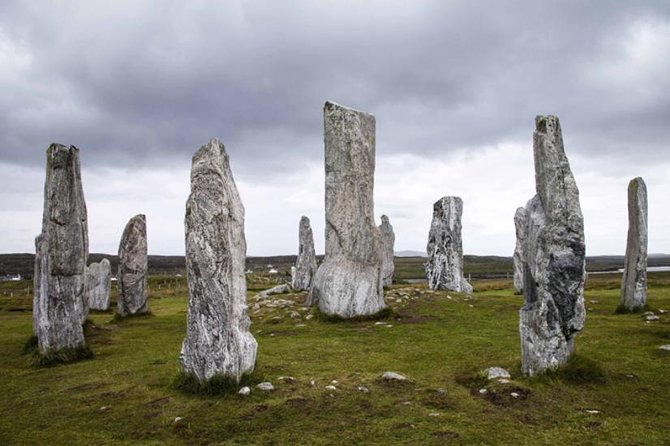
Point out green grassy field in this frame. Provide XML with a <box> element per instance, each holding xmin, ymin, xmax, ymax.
<box><xmin>0</xmin><ymin>273</ymin><xmax>669</xmax><ymax>445</ymax></box>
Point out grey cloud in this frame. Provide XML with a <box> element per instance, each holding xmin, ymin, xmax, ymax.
<box><xmin>1</xmin><ymin>0</ymin><xmax>669</xmax><ymax>172</ymax></box>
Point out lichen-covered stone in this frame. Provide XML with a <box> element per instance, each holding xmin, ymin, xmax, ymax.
<box><xmin>379</xmin><ymin>215</ymin><xmax>395</xmax><ymax>289</ymax></box>
<box><xmin>425</xmin><ymin>197</ymin><xmax>472</xmax><ymax>293</ymax></box>
<box><xmin>308</xmin><ymin>102</ymin><xmax>386</xmax><ymax>317</ymax></box>
<box><xmin>513</xmin><ymin>207</ymin><xmax>527</xmax><ymax>294</ymax></box>
<box><xmin>620</xmin><ymin>177</ymin><xmax>648</xmax><ymax>311</ymax></box>
<box><xmin>86</xmin><ymin>259</ymin><xmax>111</xmax><ymax>311</ymax></box>
<box><xmin>180</xmin><ymin>138</ymin><xmax>257</xmax><ymax>383</ymax></box>
<box><xmin>117</xmin><ymin>214</ymin><xmax>148</xmax><ymax>316</ymax></box>
<box><xmin>292</xmin><ymin>216</ymin><xmax>317</xmax><ymax>291</ymax></box>
<box><xmin>32</xmin><ymin>144</ymin><xmax>88</xmax><ymax>353</ymax></box>
<box><xmin>519</xmin><ymin>115</ymin><xmax>585</xmax><ymax>376</ymax></box>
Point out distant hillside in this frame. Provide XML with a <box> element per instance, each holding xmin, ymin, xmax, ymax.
<box><xmin>2</xmin><ymin>252</ymin><xmax>669</xmax><ymax>279</ymax></box>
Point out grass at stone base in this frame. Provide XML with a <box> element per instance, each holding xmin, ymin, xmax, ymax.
<box><xmin>0</xmin><ymin>275</ymin><xmax>668</xmax><ymax>445</ymax></box>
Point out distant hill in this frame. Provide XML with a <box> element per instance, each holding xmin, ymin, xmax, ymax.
<box><xmin>2</xmin><ymin>252</ymin><xmax>669</xmax><ymax>278</ymax></box>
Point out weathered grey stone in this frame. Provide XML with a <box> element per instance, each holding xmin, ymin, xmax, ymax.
<box><xmin>256</xmin><ymin>382</ymin><xmax>274</xmax><ymax>391</ymax></box>
<box><xmin>292</xmin><ymin>216</ymin><xmax>317</xmax><ymax>291</ymax></box>
<box><xmin>519</xmin><ymin>115</ymin><xmax>586</xmax><ymax>376</ymax></box>
<box><xmin>86</xmin><ymin>259</ymin><xmax>111</xmax><ymax>311</ymax></box>
<box><xmin>513</xmin><ymin>207</ymin><xmax>527</xmax><ymax>294</ymax></box>
<box><xmin>620</xmin><ymin>177</ymin><xmax>648</xmax><ymax>311</ymax></box>
<box><xmin>308</xmin><ymin>101</ymin><xmax>386</xmax><ymax>317</ymax></box>
<box><xmin>180</xmin><ymin>138</ymin><xmax>257</xmax><ymax>383</ymax></box>
<box><xmin>425</xmin><ymin>197</ymin><xmax>472</xmax><ymax>293</ymax></box>
<box><xmin>484</xmin><ymin>367</ymin><xmax>511</xmax><ymax>380</ymax></box>
<box><xmin>382</xmin><ymin>371</ymin><xmax>407</xmax><ymax>381</ymax></box>
<box><xmin>33</xmin><ymin>144</ymin><xmax>88</xmax><ymax>353</ymax></box>
<box><xmin>117</xmin><ymin>214</ymin><xmax>148</xmax><ymax>316</ymax></box>
<box><xmin>253</xmin><ymin>283</ymin><xmax>291</xmax><ymax>300</ymax></box>
<box><xmin>379</xmin><ymin>215</ymin><xmax>395</xmax><ymax>288</ymax></box>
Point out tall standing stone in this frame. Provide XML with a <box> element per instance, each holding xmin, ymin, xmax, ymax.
<box><xmin>379</xmin><ymin>215</ymin><xmax>395</xmax><ymax>288</ymax></box>
<box><xmin>292</xmin><ymin>216</ymin><xmax>318</xmax><ymax>292</ymax></box>
<box><xmin>86</xmin><ymin>259</ymin><xmax>111</xmax><ymax>311</ymax></box>
<box><xmin>425</xmin><ymin>197</ymin><xmax>472</xmax><ymax>293</ymax></box>
<box><xmin>620</xmin><ymin>177</ymin><xmax>648</xmax><ymax>311</ymax></box>
<box><xmin>513</xmin><ymin>207</ymin><xmax>527</xmax><ymax>294</ymax></box>
<box><xmin>519</xmin><ymin>115</ymin><xmax>585</xmax><ymax>376</ymax></box>
<box><xmin>117</xmin><ymin>214</ymin><xmax>148</xmax><ymax>316</ymax></box>
<box><xmin>308</xmin><ymin>101</ymin><xmax>386</xmax><ymax>317</ymax></box>
<box><xmin>32</xmin><ymin>144</ymin><xmax>88</xmax><ymax>353</ymax></box>
<box><xmin>180</xmin><ymin>138</ymin><xmax>257</xmax><ymax>383</ymax></box>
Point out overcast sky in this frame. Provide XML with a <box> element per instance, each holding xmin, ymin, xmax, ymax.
<box><xmin>1</xmin><ymin>1</ymin><xmax>669</xmax><ymax>257</ymax></box>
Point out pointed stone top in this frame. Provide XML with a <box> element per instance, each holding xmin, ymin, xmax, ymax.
<box><xmin>324</xmin><ymin>100</ymin><xmax>374</xmax><ymax>118</ymax></box>
<box><xmin>300</xmin><ymin>215</ymin><xmax>310</xmax><ymax>224</ymax></box>
<box><xmin>381</xmin><ymin>214</ymin><xmax>390</xmax><ymax>224</ymax></box>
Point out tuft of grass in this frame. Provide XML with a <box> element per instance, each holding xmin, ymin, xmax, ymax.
<box><xmin>30</xmin><ymin>344</ymin><xmax>94</xmax><ymax>367</ymax></box>
<box><xmin>539</xmin><ymin>354</ymin><xmax>607</xmax><ymax>385</ymax></box>
<box><xmin>172</xmin><ymin>370</ymin><xmax>262</xmax><ymax>396</ymax></box>
<box><xmin>314</xmin><ymin>306</ymin><xmax>394</xmax><ymax>323</ymax></box>
<box><xmin>21</xmin><ymin>335</ymin><xmax>38</xmax><ymax>355</ymax></box>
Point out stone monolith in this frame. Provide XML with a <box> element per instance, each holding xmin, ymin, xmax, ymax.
<box><xmin>32</xmin><ymin>144</ymin><xmax>88</xmax><ymax>354</ymax></box>
<box><xmin>519</xmin><ymin>115</ymin><xmax>586</xmax><ymax>376</ymax></box>
<box><xmin>117</xmin><ymin>214</ymin><xmax>148</xmax><ymax>316</ymax></box>
<box><xmin>86</xmin><ymin>259</ymin><xmax>111</xmax><ymax>311</ymax></box>
<box><xmin>425</xmin><ymin>197</ymin><xmax>472</xmax><ymax>293</ymax></box>
<box><xmin>292</xmin><ymin>216</ymin><xmax>317</xmax><ymax>292</ymax></box>
<box><xmin>513</xmin><ymin>207</ymin><xmax>527</xmax><ymax>294</ymax></box>
<box><xmin>180</xmin><ymin>138</ymin><xmax>257</xmax><ymax>383</ymax></box>
<box><xmin>620</xmin><ymin>177</ymin><xmax>648</xmax><ymax>311</ymax></box>
<box><xmin>379</xmin><ymin>215</ymin><xmax>395</xmax><ymax>288</ymax></box>
<box><xmin>308</xmin><ymin>101</ymin><xmax>386</xmax><ymax>317</ymax></box>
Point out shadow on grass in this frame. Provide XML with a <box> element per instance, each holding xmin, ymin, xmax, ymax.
<box><xmin>534</xmin><ymin>355</ymin><xmax>608</xmax><ymax>385</ymax></box>
<box><xmin>110</xmin><ymin>311</ymin><xmax>155</xmax><ymax>323</ymax></box>
<box><xmin>173</xmin><ymin>369</ymin><xmax>265</xmax><ymax>396</ymax></box>
<box><xmin>314</xmin><ymin>306</ymin><xmax>395</xmax><ymax>323</ymax></box>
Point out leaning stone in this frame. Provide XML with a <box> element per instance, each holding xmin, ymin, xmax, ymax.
<box><xmin>33</xmin><ymin>143</ymin><xmax>88</xmax><ymax>354</ymax></box>
<box><xmin>292</xmin><ymin>216</ymin><xmax>318</xmax><ymax>292</ymax></box>
<box><xmin>379</xmin><ymin>215</ymin><xmax>395</xmax><ymax>288</ymax></box>
<box><xmin>180</xmin><ymin>138</ymin><xmax>257</xmax><ymax>384</ymax></box>
<box><xmin>382</xmin><ymin>371</ymin><xmax>407</xmax><ymax>381</ymax></box>
<box><xmin>117</xmin><ymin>214</ymin><xmax>148</xmax><ymax>316</ymax></box>
<box><xmin>86</xmin><ymin>258</ymin><xmax>111</xmax><ymax>311</ymax></box>
<box><xmin>519</xmin><ymin>115</ymin><xmax>586</xmax><ymax>376</ymax></box>
<box><xmin>425</xmin><ymin>196</ymin><xmax>472</xmax><ymax>293</ymax></box>
<box><xmin>484</xmin><ymin>367</ymin><xmax>511</xmax><ymax>380</ymax></box>
<box><xmin>513</xmin><ymin>207</ymin><xmax>527</xmax><ymax>294</ymax></box>
<box><xmin>620</xmin><ymin>177</ymin><xmax>648</xmax><ymax>311</ymax></box>
<box><xmin>308</xmin><ymin>101</ymin><xmax>386</xmax><ymax>317</ymax></box>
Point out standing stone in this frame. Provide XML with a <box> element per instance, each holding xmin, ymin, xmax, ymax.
<box><xmin>33</xmin><ymin>144</ymin><xmax>88</xmax><ymax>353</ymax></box>
<box><xmin>620</xmin><ymin>177</ymin><xmax>648</xmax><ymax>311</ymax></box>
<box><xmin>519</xmin><ymin>115</ymin><xmax>586</xmax><ymax>376</ymax></box>
<box><xmin>180</xmin><ymin>138</ymin><xmax>257</xmax><ymax>383</ymax></box>
<box><xmin>379</xmin><ymin>215</ymin><xmax>395</xmax><ymax>288</ymax></box>
<box><xmin>86</xmin><ymin>259</ymin><xmax>112</xmax><ymax>311</ymax></box>
<box><xmin>308</xmin><ymin>101</ymin><xmax>386</xmax><ymax>317</ymax></box>
<box><xmin>117</xmin><ymin>214</ymin><xmax>148</xmax><ymax>316</ymax></box>
<box><xmin>513</xmin><ymin>207</ymin><xmax>527</xmax><ymax>294</ymax></box>
<box><xmin>425</xmin><ymin>197</ymin><xmax>472</xmax><ymax>293</ymax></box>
<box><xmin>292</xmin><ymin>216</ymin><xmax>317</xmax><ymax>292</ymax></box>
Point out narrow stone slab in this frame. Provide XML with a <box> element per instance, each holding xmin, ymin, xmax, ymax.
<box><xmin>513</xmin><ymin>207</ymin><xmax>527</xmax><ymax>294</ymax></box>
<box><xmin>117</xmin><ymin>214</ymin><xmax>148</xmax><ymax>316</ymax></box>
<box><xmin>292</xmin><ymin>216</ymin><xmax>317</xmax><ymax>292</ymax></box>
<box><xmin>86</xmin><ymin>258</ymin><xmax>111</xmax><ymax>311</ymax></box>
<box><xmin>308</xmin><ymin>101</ymin><xmax>386</xmax><ymax>317</ymax></box>
<box><xmin>180</xmin><ymin>138</ymin><xmax>257</xmax><ymax>383</ymax></box>
<box><xmin>33</xmin><ymin>143</ymin><xmax>88</xmax><ymax>353</ymax></box>
<box><xmin>425</xmin><ymin>196</ymin><xmax>472</xmax><ymax>293</ymax></box>
<box><xmin>519</xmin><ymin>115</ymin><xmax>585</xmax><ymax>376</ymax></box>
<box><xmin>379</xmin><ymin>215</ymin><xmax>395</xmax><ymax>289</ymax></box>
<box><xmin>620</xmin><ymin>177</ymin><xmax>647</xmax><ymax>311</ymax></box>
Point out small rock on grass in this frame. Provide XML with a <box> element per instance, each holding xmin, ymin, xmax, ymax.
<box><xmin>256</xmin><ymin>382</ymin><xmax>274</xmax><ymax>391</ymax></box>
<box><xmin>382</xmin><ymin>371</ymin><xmax>407</xmax><ymax>381</ymax></box>
<box><xmin>645</xmin><ymin>314</ymin><xmax>660</xmax><ymax>321</ymax></box>
<box><xmin>238</xmin><ymin>386</ymin><xmax>251</xmax><ymax>395</ymax></box>
<box><xmin>484</xmin><ymin>367</ymin><xmax>511</xmax><ymax>380</ymax></box>
<box><xmin>325</xmin><ymin>385</ymin><xmax>337</xmax><ymax>391</ymax></box>
<box><xmin>658</xmin><ymin>345</ymin><xmax>670</xmax><ymax>352</ymax></box>
<box><xmin>357</xmin><ymin>386</ymin><xmax>370</xmax><ymax>393</ymax></box>
<box><xmin>173</xmin><ymin>417</ymin><xmax>184</xmax><ymax>425</ymax></box>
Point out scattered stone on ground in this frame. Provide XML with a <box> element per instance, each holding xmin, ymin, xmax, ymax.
<box><xmin>357</xmin><ymin>386</ymin><xmax>370</xmax><ymax>393</ymax></box>
<box><xmin>256</xmin><ymin>382</ymin><xmax>274</xmax><ymax>392</ymax></box>
<box><xmin>382</xmin><ymin>371</ymin><xmax>407</xmax><ymax>381</ymax></box>
<box><xmin>658</xmin><ymin>345</ymin><xmax>670</xmax><ymax>352</ymax></box>
<box><xmin>484</xmin><ymin>367</ymin><xmax>511</xmax><ymax>380</ymax></box>
<box><xmin>238</xmin><ymin>386</ymin><xmax>251</xmax><ymax>396</ymax></box>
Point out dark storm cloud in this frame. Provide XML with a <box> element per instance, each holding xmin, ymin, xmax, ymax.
<box><xmin>1</xmin><ymin>0</ymin><xmax>669</xmax><ymax>173</ymax></box>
